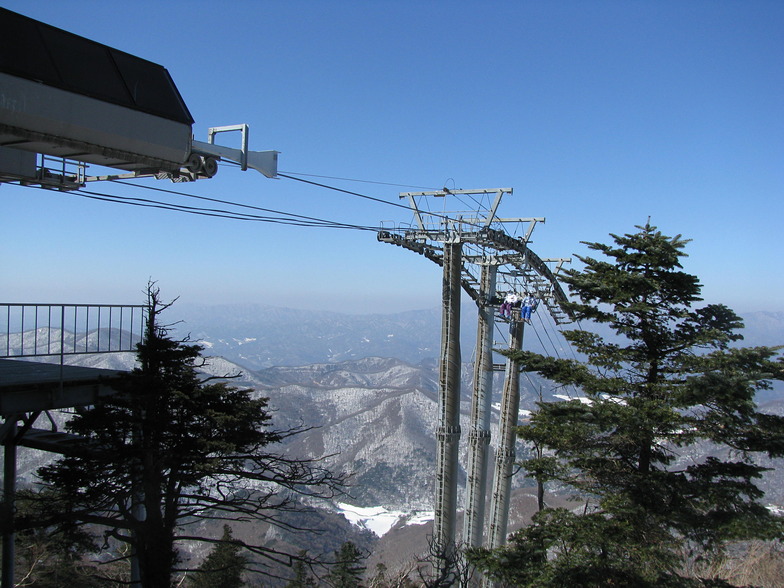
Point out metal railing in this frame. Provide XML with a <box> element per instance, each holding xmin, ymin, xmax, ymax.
<box><xmin>1</xmin><ymin>304</ymin><xmax>148</xmax><ymax>358</ymax></box>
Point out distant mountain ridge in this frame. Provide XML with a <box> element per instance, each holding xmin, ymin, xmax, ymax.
<box><xmin>735</xmin><ymin>310</ymin><xmax>784</xmax><ymax>347</ymax></box>
<box><xmin>173</xmin><ymin>302</ymin><xmax>445</xmax><ymax>369</ymax></box>
<box><xmin>172</xmin><ymin>303</ymin><xmax>784</xmax><ymax>370</ymax></box>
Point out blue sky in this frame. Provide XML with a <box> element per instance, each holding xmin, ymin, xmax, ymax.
<box><xmin>2</xmin><ymin>1</ymin><xmax>782</xmax><ymax>314</ymax></box>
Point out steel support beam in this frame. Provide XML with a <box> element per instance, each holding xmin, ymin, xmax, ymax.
<box><xmin>488</xmin><ymin>316</ymin><xmax>524</xmax><ymax>549</ymax></box>
<box><xmin>433</xmin><ymin>240</ymin><xmax>463</xmax><ymax>573</ymax></box>
<box><xmin>463</xmin><ymin>263</ymin><xmax>497</xmax><ymax>548</ymax></box>
<box><xmin>1</xmin><ymin>421</ymin><xmax>16</xmax><ymax>588</ymax></box>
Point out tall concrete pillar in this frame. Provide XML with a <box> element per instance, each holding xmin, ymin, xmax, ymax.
<box><xmin>463</xmin><ymin>263</ymin><xmax>497</xmax><ymax>548</ymax></box>
<box><xmin>488</xmin><ymin>316</ymin><xmax>524</xmax><ymax>549</ymax></box>
<box><xmin>433</xmin><ymin>240</ymin><xmax>463</xmax><ymax>571</ymax></box>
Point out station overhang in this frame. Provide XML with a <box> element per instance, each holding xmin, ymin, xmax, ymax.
<box><xmin>0</xmin><ymin>71</ymin><xmax>192</xmax><ymax>173</ymax></box>
<box><xmin>0</xmin><ymin>359</ymin><xmax>124</xmax><ymax>415</ymax></box>
<box><xmin>0</xmin><ymin>7</ymin><xmax>193</xmax><ymax>174</ymax></box>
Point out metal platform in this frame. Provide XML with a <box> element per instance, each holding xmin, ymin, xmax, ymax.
<box><xmin>0</xmin><ymin>358</ymin><xmax>129</xmax><ymax>587</ymax></box>
<box><xmin>0</xmin><ymin>358</ymin><xmax>124</xmax><ymax>415</ymax></box>
<box><xmin>0</xmin><ymin>8</ymin><xmax>279</xmax><ymax>190</ymax></box>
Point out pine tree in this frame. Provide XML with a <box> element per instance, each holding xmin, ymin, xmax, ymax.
<box><xmin>326</xmin><ymin>541</ymin><xmax>366</xmax><ymax>588</ymax></box>
<box><xmin>35</xmin><ymin>284</ymin><xmax>344</xmax><ymax>587</ymax></box>
<box><xmin>189</xmin><ymin>525</ymin><xmax>247</xmax><ymax>588</ymax></box>
<box><xmin>470</xmin><ymin>224</ymin><xmax>784</xmax><ymax>587</ymax></box>
<box><xmin>285</xmin><ymin>552</ymin><xmax>317</xmax><ymax>587</ymax></box>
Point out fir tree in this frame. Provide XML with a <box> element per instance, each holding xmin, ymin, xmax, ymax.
<box><xmin>326</xmin><ymin>541</ymin><xmax>366</xmax><ymax>588</ymax></box>
<box><xmin>470</xmin><ymin>224</ymin><xmax>784</xmax><ymax>587</ymax></box>
<box><xmin>189</xmin><ymin>525</ymin><xmax>246</xmax><ymax>588</ymax></box>
<box><xmin>35</xmin><ymin>284</ymin><xmax>344</xmax><ymax>587</ymax></box>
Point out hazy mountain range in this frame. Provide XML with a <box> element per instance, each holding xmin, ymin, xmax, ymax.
<box><xmin>6</xmin><ymin>304</ymin><xmax>780</xmax><ymax>373</ymax></box>
<box><xmin>3</xmin><ymin>304</ymin><xmax>783</xmax><ymax>580</ymax></box>
<box><xmin>171</xmin><ymin>303</ymin><xmax>784</xmax><ymax>370</ymax></box>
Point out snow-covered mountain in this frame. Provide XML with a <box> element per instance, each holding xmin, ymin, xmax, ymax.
<box><xmin>3</xmin><ymin>305</ymin><xmax>782</xmax><ymax>579</ymax></box>
<box><xmin>171</xmin><ymin>303</ymin><xmax>447</xmax><ymax>369</ymax></box>
<box><xmin>5</xmin><ymin>305</ymin><xmax>782</xmax><ymax>509</ymax></box>
<box><xmin>190</xmin><ymin>354</ymin><xmax>534</xmax><ymax>511</ymax></box>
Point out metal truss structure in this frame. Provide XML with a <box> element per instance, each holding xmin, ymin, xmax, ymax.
<box><xmin>378</xmin><ymin>187</ymin><xmax>572</xmax><ymax>574</ymax></box>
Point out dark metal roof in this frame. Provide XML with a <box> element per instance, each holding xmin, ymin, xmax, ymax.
<box><xmin>0</xmin><ymin>7</ymin><xmax>194</xmax><ymax>126</ymax></box>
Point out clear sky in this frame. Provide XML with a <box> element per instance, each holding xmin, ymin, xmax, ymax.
<box><xmin>2</xmin><ymin>0</ymin><xmax>782</xmax><ymax>314</ymax></box>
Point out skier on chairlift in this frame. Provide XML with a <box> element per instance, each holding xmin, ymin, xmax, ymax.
<box><xmin>521</xmin><ymin>292</ymin><xmax>538</xmax><ymax>323</ymax></box>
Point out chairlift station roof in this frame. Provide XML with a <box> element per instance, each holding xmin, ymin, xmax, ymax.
<box><xmin>0</xmin><ymin>7</ymin><xmax>194</xmax><ymax>174</ymax></box>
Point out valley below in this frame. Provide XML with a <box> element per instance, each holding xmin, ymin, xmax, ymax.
<box><xmin>3</xmin><ymin>303</ymin><xmax>783</xmax><ymax>583</ymax></box>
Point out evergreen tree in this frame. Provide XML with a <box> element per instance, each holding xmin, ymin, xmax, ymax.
<box><xmin>470</xmin><ymin>224</ymin><xmax>784</xmax><ymax>587</ymax></box>
<box><xmin>189</xmin><ymin>525</ymin><xmax>246</xmax><ymax>588</ymax></box>
<box><xmin>368</xmin><ymin>562</ymin><xmax>388</xmax><ymax>588</ymax></box>
<box><xmin>36</xmin><ymin>285</ymin><xmax>344</xmax><ymax>587</ymax></box>
<box><xmin>9</xmin><ymin>517</ymin><xmax>105</xmax><ymax>586</ymax></box>
<box><xmin>285</xmin><ymin>552</ymin><xmax>317</xmax><ymax>587</ymax></box>
<box><xmin>326</xmin><ymin>541</ymin><xmax>366</xmax><ymax>588</ymax></box>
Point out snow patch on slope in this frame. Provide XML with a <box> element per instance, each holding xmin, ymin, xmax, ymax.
<box><xmin>337</xmin><ymin>503</ymin><xmax>433</xmax><ymax>537</ymax></box>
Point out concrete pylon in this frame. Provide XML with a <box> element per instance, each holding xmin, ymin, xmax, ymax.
<box><xmin>463</xmin><ymin>263</ymin><xmax>497</xmax><ymax>548</ymax></box>
<box><xmin>433</xmin><ymin>240</ymin><xmax>463</xmax><ymax>573</ymax></box>
<box><xmin>488</xmin><ymin>316</ymin><xmax>524</xmax><ymax>549</ymax></box>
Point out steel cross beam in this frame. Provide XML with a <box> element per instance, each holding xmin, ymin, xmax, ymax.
<box><xmin>378</xmin><ymin>229</ymin><xmax>572</xmax><ymax>325</ymax></box>
<box><xmin>398</xmin><ymin>188</ymin><xmax>513</xmax><ymax>232</ymax></box>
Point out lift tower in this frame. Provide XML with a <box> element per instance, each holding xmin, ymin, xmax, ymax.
<box><xmin>379</xmin><ymin>187</ymin><xmax>572</xmax><ymax>578</ymax></box>
<box><xmin>488</xmin><ymin>309</ymin><xmax>525</xmax><ymax>549</ymax></box>
<box><xmin>462</xmin><ymin>261</ymin><xmax>497</xmax><ymax>549</ymax></box>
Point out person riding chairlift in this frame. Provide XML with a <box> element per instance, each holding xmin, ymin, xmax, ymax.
<box><xmin>499</xmin><ymin>292</ymin><xmax>519</xmax><ymax>319</ymax></box>
<box><xmin>521</xmin><ymin>292</ymin><xmax>538</xmax><ymax>323</ymax></box>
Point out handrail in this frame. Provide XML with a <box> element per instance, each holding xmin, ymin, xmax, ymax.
<box><xmin>1</xmin><ymin>303</ymin><xmax>147</xmax><ymax>358</ymax></box>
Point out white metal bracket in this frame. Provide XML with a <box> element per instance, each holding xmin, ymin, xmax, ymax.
<box><xmin>191</xmin><ymin>124</ymin><xmax>278</xmax><ymax>178</ymax></box>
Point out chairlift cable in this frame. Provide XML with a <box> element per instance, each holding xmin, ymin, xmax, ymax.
<box><xmin>110</xmin><ymin>170</ymin><xmax>491</xmax><ymax>232</ymax></box>
<box><xmin>60</xmin><ymin>186</ymin><xmax>380</xmax><ymax>231</ymax></box>
<box><xmin>278</xmin><ymin>173</ymin><xmax>416</xmax><ymax>213</ymax></box>
<box><xmin>278</xmin><ymin>173</ymin><xmax>493</xmax><ymax>232</ymax></box>
<box><xmin>277</xmin><ymin>170</ymin><xmax>439</xmax><ymax>190</ymax></box>
<box><xmin>108</xmin><ymin>179</ymin><xmax>375</xmax><ymax>229</ymax></box>
<box><xmin>71</xmin><ymin>191</ymin><xmax>339</xmax><ymax>227</ymax></box>
<box><xmin>538</xmin><ymin>309</ymin><xmax>563</xmax><ymax>361</ymax></box>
